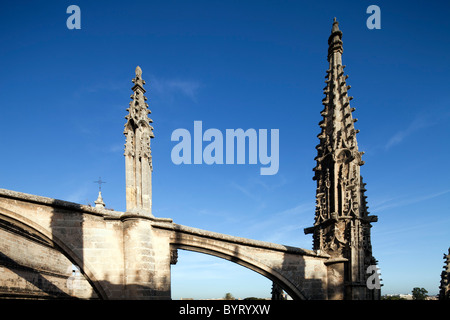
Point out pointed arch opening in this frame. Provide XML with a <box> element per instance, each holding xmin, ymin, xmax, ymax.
<box><xmin>0</xmin><ymin>210</ymin><xmax>107</xmax><ymax>299</ymax></box>
<box><xmin>170</xmin><ymin>242</ymin><xmax>307</xmax><ymax>300</ymax></box>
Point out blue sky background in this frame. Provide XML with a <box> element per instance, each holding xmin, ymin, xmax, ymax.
<box><xmin>1</xmin><ymin>1</ymin><xmax>449</xmax><ymax>299</ymax></box>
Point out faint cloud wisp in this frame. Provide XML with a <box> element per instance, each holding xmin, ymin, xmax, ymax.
<box><xmin>149</xmin><ymin>76</ymin><xmax>201</xmax><ymax>103</ymax></box>
<box><xmin>385</xmin><ymin>115</ymin><xmax>434</xmax><ymax>150</ymax></box>
<box><xmin>371</xmin><ymin>189</ymin><xmax>450</xmax><ymax>213</ymax></box>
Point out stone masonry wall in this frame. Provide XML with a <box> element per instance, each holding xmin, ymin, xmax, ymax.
<box><xmin>0</xmin><ymin>226</ymin><xmax>96</xmax><ymax>298</ymax></box>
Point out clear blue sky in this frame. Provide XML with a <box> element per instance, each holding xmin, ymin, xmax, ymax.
<box><xmin>1</xmin><ymin>1</ymin><xmax>449</xmax><ymax>299</ymax></box>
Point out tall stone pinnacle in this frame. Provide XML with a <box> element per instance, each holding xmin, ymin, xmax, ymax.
<box><xmin>124</xmin><ymin>66</ymin><xmax>154</xmax><ymax>216</ymax></box>
<box><xmin>304</xmin><ymin>19</ymin><xmax>379</xmax><ymax>300</ymax></box>
<box><xmin>316</xmin><ymin>17</ymin><xmax>361</xmax><ymax>163</ymax></box>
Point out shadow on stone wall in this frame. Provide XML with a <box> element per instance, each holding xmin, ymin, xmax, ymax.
<box><xmin>0</xmin><ymin>194</ymin><xmax>326</xmax><ymax>300</ymax></box>
<box><xmin>87</xmin><ymin>271</ymin><xmax>170</xmax><ymax>300</ymax></box>
<box><xmin>0</xmin><ymin>197</ymin><xmax>100</xmax><ymax>299</ymax></box>
<box><xmin>0</xmin><ymin>251</ymin><xmax>73</xmax><ymax>299</ymax></box>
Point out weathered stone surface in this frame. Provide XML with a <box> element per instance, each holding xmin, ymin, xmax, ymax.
<box><xmin>0</xmin><ymin>187</ymin><xmax>330</xmax><ymax>300</ymax></box>
<box><xmin>304</xmin><ymin>18</ymin><xmax>380</xmax><ymax>300</ymax></box>
<box><xmin>124</xmin><ymin>66</ymin><xmax>154</xmax><ymax>216</ymax></box>
<box><xmin>0</xmin><ymin>19</ymin><xmax>379</xmax><ymax>300</ymax></box>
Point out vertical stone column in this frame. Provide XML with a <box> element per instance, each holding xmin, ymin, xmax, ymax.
<box><xmin>141</xmin><ymin>129</ymin><xmax>153</xmax><ymax>212</ymax></box>
<box><xmin>122</xmin><ymin>216</ymin><xmax>155</xmax><ymax>299</ymax></box>
<box><xmin>121</xmin><ymin>215</ymin><xmax>172</xmax><ymax>299</ymax></box>
<box><xmin>124</xmin><ymin>143</ymin><xmax>136</xmax><ymax>210</ymax></box>
<box><xmin>325</xmin><ymin>258</ymin><xmax>346</xmax><ymax>300</ymax></box>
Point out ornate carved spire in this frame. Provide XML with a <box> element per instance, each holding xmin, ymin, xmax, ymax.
<box><xmin>439</xmin><ymin>248</ymin><xmax>450</xmax><ymax>300</ymax></box>
<box><xmin>315</xmin><ymin>18</ymin><xmax>362</xmax><ymax>169</ymax></box>
<box><xmin>304</xmin><ymin>19</ymin><xmax>379</xmax><ymax>300</ymax></box>
<box><xmin>124</xmin><ymin>66</ymin><xmax>154</xmax><ymax>216</ymax></box>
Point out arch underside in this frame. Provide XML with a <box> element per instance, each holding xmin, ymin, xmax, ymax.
<box><xmin>0</xmin><ymin>210</ymin><xmax>105</xmax><ymax>299</ymax></box>
<box><xmin>0</xmin><ymin>206</ymin><xmax>317</xmax><ymax>300</ymax></box>
<box><xmin>171</xmin><ymin>240</ymin><xmax>308</xmax><ymax>300</ymax></box>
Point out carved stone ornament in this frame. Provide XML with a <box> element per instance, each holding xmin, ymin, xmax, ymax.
<box><xmin>170</xmin><ymin>249</ymin><xmax>178</xmax><ymax>265</ymax></box>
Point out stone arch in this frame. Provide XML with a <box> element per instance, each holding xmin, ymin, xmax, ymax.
<box><xmin>337</xmin><ymin>149</ymin><xmax>351</xmax><ymax>163</ymax></box>
<box><xmin>171</xmin><ymin>238</ymin><xmax>308</xmax><ymax>300</ymax></box>
<box><xmin>0</xmin><ymin>209</ymin><xmax>107</xmax><ymax>299</ymax></box>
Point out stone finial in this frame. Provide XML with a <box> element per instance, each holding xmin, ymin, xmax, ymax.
<box><xmin>132</xmin><ymin>65</ymin><xmax>145</xmax><ymax>87</ymax></box>
<box><xmin>94</xmin><ymin>191</ymin><xmax>105</xmax><ymax>208</ymax></box>
<box><xmin>135</xmin><ymin>65</ymin><xmax>142</xmax><ymax>77</ymax></box>
<box><xmin>332</xmin><ymin>17</ymin><xmax>339</xmax><ymax>32</ymax></box>
<box><xmin>328</xmin><ymin>17</ymin><xmax>343</xmax><ymax>58</ymax></box>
